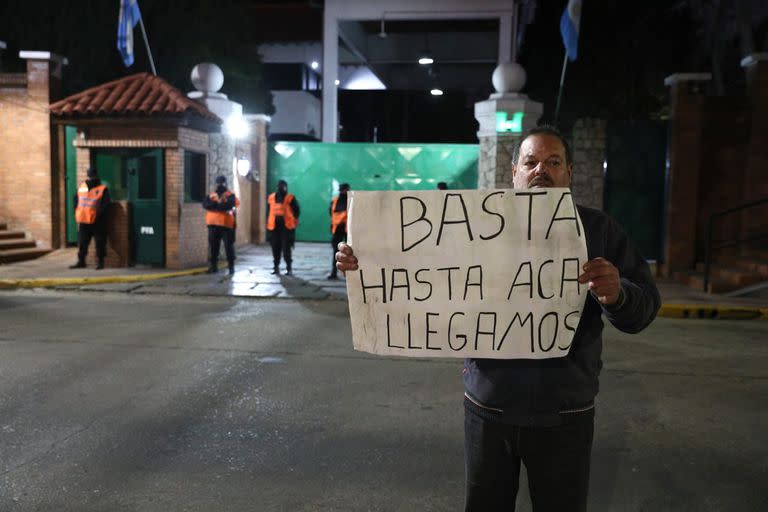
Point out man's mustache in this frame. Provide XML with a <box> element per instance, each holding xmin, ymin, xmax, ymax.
<box><xmin>529</xmin><ymin>176</ymin><xmax>553</xmax><ymax>186</ymax></box>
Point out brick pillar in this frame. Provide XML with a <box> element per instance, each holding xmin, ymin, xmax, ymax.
<box><xmin>740</xmin><ymin>54</ymin><xmax>768</xmax><ymax>248</ymax></box>
<box><xmin>165</xmin><ymin>148</ymin><xmax>182</xmax><ymax>269</ymax></box>
<box><xmin>0</xmin><ymin>52</ymin><xmax>66</xmax><ymax>248</ymax></box>
<box><xmin>662</xmin><ymin>73</ymin><xmax>712</xmax><ymax>276</ymax></box>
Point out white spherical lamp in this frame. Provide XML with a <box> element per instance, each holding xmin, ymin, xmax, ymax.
<box><xmin>191</xmin><ymin>63</ymin><xmax>224</xmax><ymax>93</ymax></box>
<box><xmin>492</xmin><ymin>62</ymin><xmax>526</xmax><ymax>94</ymax></box>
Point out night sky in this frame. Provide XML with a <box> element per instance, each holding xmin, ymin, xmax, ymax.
<box><xmin>1</xmin><ymin>1</ymin><xmax>765</xmax><ymax>141</ymax></box>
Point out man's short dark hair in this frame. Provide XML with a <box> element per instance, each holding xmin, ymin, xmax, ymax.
<box><xmin>512</xmin><ymin>125</ymin><xmax>572</xmax><ymax>166</ymax></box>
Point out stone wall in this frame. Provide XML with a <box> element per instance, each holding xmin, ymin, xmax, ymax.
<box><xmin>478</xmin><ymin>135</ymin><xmax>517</xmax><ymax>189</ymax></box>
<box><xmin>569</xmin><ymin>118</ymin><xmax>606</xmax><ymax>211</ymax></box>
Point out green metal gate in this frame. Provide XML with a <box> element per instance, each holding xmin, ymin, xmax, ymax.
<box><xmin>604</xmin><ymin>120</ymin><xmax>667</xmax><ymax>260</ymax></box>
<box><xmin>268</xmin><ymin>142</ymin><xmax>479</xmax><ymax>241</ymax></box>
<box><xmin>93</xmin><ymin>148</ymin><xmax>165</xmax><ymax>265</ymax></box>
<box><xmin>65</xmin><ymin>126</ymin><xmax>78</xmax><ymax>244</ymax></box>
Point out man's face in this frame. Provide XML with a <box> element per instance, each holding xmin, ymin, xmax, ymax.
<box><xmin>512</xmin><ymin>134</ymin><xmax>572</xmax><ymax>189</ymax></box>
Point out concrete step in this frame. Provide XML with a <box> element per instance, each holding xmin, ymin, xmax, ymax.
<box><xmin>0</xmin><ymin>230</ymin><xmax>25</xmax><ymax>240</ymax></box>
<box><xmin>0</xmin><ymin>238</ymin><xmax>36</xmax><ymax>251</ymax></box>
<box><xmin>0</xmin><ymin>247</ymin><xmax>51</xmax><ymax>264</ymax></box>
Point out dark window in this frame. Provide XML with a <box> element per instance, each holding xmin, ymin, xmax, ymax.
<box><xmin>137</xmin><ymin>156</ymin><xmax>158</xmax><ymax>199</ymax></box>
<box><xmin>184</xmin><ymin>151</ymin><xmax>206</xmax><ymax>202</ymax></box>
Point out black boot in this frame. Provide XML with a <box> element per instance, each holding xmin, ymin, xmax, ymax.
<box><xmin>285</xmin><ymin>263</ymin><xmax>293</xmax><ymax>276</ymax></box>
<box><xmin>228</xmin><ymin>264</ymin><xmax>235</xmax><ymax>276</ymax></box>
<box><xmin>96</xmin><ymin>260</ymin><xmax>105</xmax><ymax>270</ymax></box>
<box><xmin>69</xmin><ymin>261</ymin><xmax>86</xmax><ymax>269</ymax></box>
<box><xmin>271</xmin><ymin>265</ymin><xmax>279</xmax><ymax>275</ymax></box>
<box><xmin>326</xmin><ymin>270</ymin><xmax>338</xmax><ymax>280</ymax></box>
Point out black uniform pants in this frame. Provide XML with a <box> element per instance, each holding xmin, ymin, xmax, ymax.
<box><xmin>464</xmin><ymin>399</ymin><xmax>594</xmax><ymax>512</ymax></box>
<box><xmin>77</xmin><ymin>222</ymin><xmax>107</xmax><ymax>264</ymax></box>
<box><xmin>330</xmin><ymin>223</ymin><xmax>347</xmax><ymax>274</ymax></box>
<box><xmin>269</xmin><ymin>223</ymin><xmax>293</xmax><ymax>269</ymax></box>
<box><xmin>208</xmin><ymin>225</ymin><xmax>235</xmax><ymax>269</ymax></box>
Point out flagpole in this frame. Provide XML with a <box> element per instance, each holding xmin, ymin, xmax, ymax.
<box><xmin>138</xmin><ymin>17</ymin><xmax>157</xmax><ymax>76</ymax></box>
<box><xmin>554</xmin><ymin>51</ymin><xmax>568</xmax><ymax>125</ymax></box>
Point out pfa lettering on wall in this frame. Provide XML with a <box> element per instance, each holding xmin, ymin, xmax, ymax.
<box><xmin>345</xmin><ymin>189</ymin><xmax>588</xmax><ymax>359</ymax></box>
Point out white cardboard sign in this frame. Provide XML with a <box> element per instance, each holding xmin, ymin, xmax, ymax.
<box><xmin>346</xmin><ymin>189</ymin><xmax>588</xmax><ymax>359</ymax></box>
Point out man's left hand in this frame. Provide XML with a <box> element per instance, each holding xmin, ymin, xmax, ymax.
<box><xmin>578</xmin><ymin>257</ymin><xmax>621</xmax><ymax>306</ymax></box>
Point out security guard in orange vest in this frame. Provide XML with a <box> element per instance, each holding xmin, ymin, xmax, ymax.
<box><xmin>70</xmin><ymin>167</ymin><xmax>111</xmax><ymax>270</ymax></box>
<box><xmin>327</xmin><ymin>183</ymin><xmax>350</xmax><ymax>280</ymax></box>
<box><xmin>266</xmin><ymin>179</ymin><xmax>300</xmax><ymax>275</ymax></box>
<box><xmin>203</xmin><ymin>175</ymin><xmax>239</xmax><ymax>275</ymax></box>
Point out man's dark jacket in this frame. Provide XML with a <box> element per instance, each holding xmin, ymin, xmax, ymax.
<box><xmin>463</xmin><ymin>205</ymin><xmax>661</xmax><ymax>426</ymax></box>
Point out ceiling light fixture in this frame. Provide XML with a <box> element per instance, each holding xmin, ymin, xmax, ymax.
<box><xmin>311</xmin><ymin>61</ymin><xmax>319</xmax><ymax>70</ymax></box>
<box><xmin>430</xmin><ymin>88</ymin><xmax>443</xmax><ymax>96</ymax></box>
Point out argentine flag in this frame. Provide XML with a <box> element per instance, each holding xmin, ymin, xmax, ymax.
<box><xmin>560</xmin><ymin>0</ymin><xmax>582</xmax><ymax>61</ymax></box>
<box><xmin>117</xmin><ymin>0</ymin><xmax>142</xmax><ymax>67</ymax></box>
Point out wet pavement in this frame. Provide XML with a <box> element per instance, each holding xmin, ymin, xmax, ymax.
<box><xmin>0</xmin><ymin>242</ymin><xmax>766</xmax><ymax>317</ymax></box>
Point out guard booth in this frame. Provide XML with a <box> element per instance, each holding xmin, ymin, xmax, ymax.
<box><xmin>50</xmin><ymin>72</ymin><xmax>265</xmax><ymax>269</ymax></box>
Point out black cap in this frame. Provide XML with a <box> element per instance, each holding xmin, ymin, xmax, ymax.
<box><xmin>86</xmin><ymin>167</ymin><xmax>98</xmax><ymax>178</ymax></box>
<box><xmin>215</xmin><ymin>175</ymin><xmax>227</xmax><ymax>185</ymax></box>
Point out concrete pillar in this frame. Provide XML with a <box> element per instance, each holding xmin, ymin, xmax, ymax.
<box><xmin>474</xmin><ymin>62</ymin><xmax>542</xmax><ymax>189</ymax></box>
<box><xmin>498</xmin><ymin>14</ymin><xmax>512</xmax><ymax>64</ymax></box>
<box><xmin>662</xmin><ymin>73</ymin><xmax>711</xmax><ymax>275</ymax></box>
<box><xmin>322</xmin><ymin>13</ymin><xmax>339</xmax><ymax>142</ymax></box>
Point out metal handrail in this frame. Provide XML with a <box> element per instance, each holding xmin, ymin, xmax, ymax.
<box><xmin>703</xmin><ymin>198</ymin><xmax>768</xmax><ymax>291</ymax></box>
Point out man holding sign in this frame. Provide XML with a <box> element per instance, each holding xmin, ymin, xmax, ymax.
<box><xmin>336</xmin><ymin>126</ymin><xmax>660</xmax><ymax>511</ymax></box>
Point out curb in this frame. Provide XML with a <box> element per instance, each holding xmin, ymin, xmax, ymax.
<box><xmin>0</xmin><ymin>265</ymin><xmax>212</xmax><ymax>290</ymax></box>
<box><xmin>658</xmin><ymin>303</ymin><xmax>768</xmax><ymax>320</ymax></box>
<box><xmin>1</xmin><ymin>274</ymin><xmax>766</xmax><ymax>320</ymax></box>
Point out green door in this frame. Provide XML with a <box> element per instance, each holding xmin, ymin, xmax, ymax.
<box><xmin>65</xmin><ymin>126</ymin><xmax>78</xmax><ymax>244</ymax></box>
<box><xmin>127</xmin><ymin>149</ymin><xmax>164</xmax><ymax>265</ymax></box>
<box><xmin>604</xmin><ymin>121</ymin><xmax>667</xmax><ymax>260</ymax></box>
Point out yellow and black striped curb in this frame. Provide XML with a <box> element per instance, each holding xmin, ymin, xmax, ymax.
<box><xmin>659</xmin><ymin>304</ymin><xmax>768</xmax><ymax>320</ymax></box>
<box><xmin>0</xmin><ymin>265</ymin><xmax>213</xmax><ymax>290</ymax></box>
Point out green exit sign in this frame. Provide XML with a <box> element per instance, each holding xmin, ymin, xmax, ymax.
<box><xmin>496</xmin><ymin>111</ymin><xmax>524</xmax><ymax>133</ymax></box>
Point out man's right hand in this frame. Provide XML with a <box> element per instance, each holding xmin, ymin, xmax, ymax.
<box><xmin>335</xmin><ymin>242</ymin><xmax>358</xmax><ymax>274</ymax></box>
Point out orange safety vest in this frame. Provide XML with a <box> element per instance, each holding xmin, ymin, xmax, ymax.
<box><xmin>205</xmin><ymin>191</ymin><xmax>239</xmax><ymax>228</ymax></box>
<box><xmin>267</xmin><ymin>193</ymin><xmax>298</xmax><ymax>230</ymax></box>
<box><xmin>75</xmin><ymin>183</ymin><xmax>107</xmax><ymax>224</ymax></box>
<box><xmin>330</xmin><ymin>196</ymin><xmax>348</xmax><ymax>233</ymax></box>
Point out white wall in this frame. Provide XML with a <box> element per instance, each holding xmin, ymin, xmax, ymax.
<box><xmin>270</xmin><ymin>90</ymin><xmax>321</xmax><ymax>139</ymax></box>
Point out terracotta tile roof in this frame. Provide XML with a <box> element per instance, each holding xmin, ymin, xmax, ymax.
<box><xmin>50</xmin><ymin>72</ymin><xmax>220</xmax><ymax>122</ymax></box>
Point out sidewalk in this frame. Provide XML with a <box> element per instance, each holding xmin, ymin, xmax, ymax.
<box><xmin>0</xmin><ymin>243</ymin><xmax>348</xmax><ymax>300</ymax></box>
<box><xmin>1</xmin><ymin>242</ymin><xmax>766</xmax><ymax>318</ymax></box>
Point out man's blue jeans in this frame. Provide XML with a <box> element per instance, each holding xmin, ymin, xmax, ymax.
<box><xmin>464</xmin><ymin>400</ymin><xmax>594</xmax><ymax>511</ymax></box>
